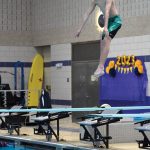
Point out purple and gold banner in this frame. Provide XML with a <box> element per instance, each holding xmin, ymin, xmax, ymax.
<box><xmin>100</xmin><ymin>55</ymin><xmax>148</xmax><ymax>104</ymax></box>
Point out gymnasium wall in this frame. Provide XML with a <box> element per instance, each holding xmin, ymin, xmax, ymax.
<box><xmin>31</xmin><ymin>0</ymin><xmax>150</xmax><ymax>46</ymax></box>
<box><xmin>0</xmin><ymin>0</ymin><xmax>34</xmax><ymax>94</ymax></box>
<box><xmin>50</xmin><ymin>44</ymin><xmax>71</xmax><ymax>106</ymax></box>
<box><xmin>0</xmin><ymin>46</ymin><xmax>37</xmax><ymax>90</ymax></box>
<box><xmin>31</xmin><ymin>0</ymin><xmax>102</xmax><ymax>46</ymax></box>
<box><xmin>0</xmin><ymin>0</ymin><xmax>149</xmax><ymax>46</ymax></box>
<box><xmin>0</xmin><ymin>0</ymin><xmax>32</xmax><ymax>46</ymax></box>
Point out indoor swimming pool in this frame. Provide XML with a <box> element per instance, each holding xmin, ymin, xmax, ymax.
<box><xmin>0</xmin><ymin>142</ymin><xmax>51</xmax><ymax>150</ymax></box>
<box><xmin>0</xmin><ymin>136</ymin><xmax>94</xmax><ymax>150</ymax></box>
<box><xmin>0</xmin><ymin>147</ymin><xmax>33</xmax><ymax>150</ymax></box>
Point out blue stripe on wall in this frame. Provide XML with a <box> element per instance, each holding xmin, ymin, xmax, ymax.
<box><xmin>44</xmin><ymin>62</ymin><xmax>51</xmax><ymax>67</ymax></box>
<box><xmin>45</xmin><ymin>55</ymin><xmax>149</xmax><ymax>68</ymax></box>
<box><xmin>44</xmin><ymin>60</ymin><xmax>71</xmax><ymax>67</ymax></box>
<box><xmin>52</xmin><ymin>97</ymin><xmax>150</xmax><ymax>106</ymax></box>
<box><xmin>145</xmin><ymin>56</ymin><xmax>150</xmax><ymax>62</ymax></box>
<box><xmin>23</xmin><ymin>62</ymin><xmax>32</xmax><ymax>67</ymax></box>
<box><xmin>146</xmin><ymin>96</ymin><xmax>150</xmax><ymax>101</ymax></box>
<box><xmin>50</xmin><ymin>60</ymin><xmax>71</xmax><ymax>67</ymax></box>
<box><xmin>0</xmin><ymin>55</ymin><xmax>149</xmax><ymax>68</ymax></box>
<box><xmin>53</xmin><ymin>99</ymin><xmax>150</xmax><ymax>106</ymax></box>
<box><xmin>0</xmin><ymin>62</ymin><xmax>32</xmax><ymax>67</ymax></box>
<box><xmin>51</xmin><ymin>99</ymin><xmax>71</xmax><ymax>106</ymax></box>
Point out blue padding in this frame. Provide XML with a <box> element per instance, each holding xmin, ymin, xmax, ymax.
<box><xmin>79</xmin><ymin>120</ymin><xmax>97</xmax><ymax>126</ymax></box>
<box><xmin>134</xmin><ymin>117</ymin><xmax>147</xmax><ymax>122</ymax></box>
<box><xmin>135</xmin><ymin>125</ymin><xmax>150</xmax><ymax>131</ymax></box>
<box><xmin>88</xmin><ymin>113</ymin><xmax>150</xmax><ymax>118</ymax></box>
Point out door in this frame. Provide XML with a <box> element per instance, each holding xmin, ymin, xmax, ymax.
<box><xmin>72</xmin><ymin>41</ymin><xmax>100</xmax><ymax>122</ymax></box>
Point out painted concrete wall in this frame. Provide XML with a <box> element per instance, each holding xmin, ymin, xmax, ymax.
<box><xmin>31</xmin><ymin>0</ymin><xmax>150</xmax><ymax>46</ymax></box>
<box><xmin>50</xmin><ymin>43</ymin><xmax>71</xmax><ymax>105</ymax></box>
<box><xmin>0</xmin><ymin>46</ymin><xmax>37</xmax><ymax>90</ymax></box>
<box><xmin>0</xmin><ymin>0</ymin><xmax>149</xmax><ymax>46</ymax></box>
<box><xmin>0</xmin><ymin>0</ymin><xmax>32</xmax><ymax>46</ymax></box>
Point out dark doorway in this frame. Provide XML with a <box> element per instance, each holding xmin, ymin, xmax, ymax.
<box><xmin>72</xmin><ymin>41</ymin><xmax>101</xmax><ymax>122</ymax></box>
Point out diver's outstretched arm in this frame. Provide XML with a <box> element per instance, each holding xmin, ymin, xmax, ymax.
<box><xmin>75</xmin><ymin>0</ymin><xmax>96</xmax><ymax>37</ymax></box>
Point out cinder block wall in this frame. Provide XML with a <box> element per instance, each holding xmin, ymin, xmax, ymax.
<box><xmin>0</xmin><ymin>0</ymin><xmax>32</xmax><ymax>46</ymax></box>
<box><xmin>0</xmin><ymin>46</ymin><xmax>37</xmax><ymax>90</ymax></box>
<box><xmin>0</xmin><ymin>0</ymin><xmax>34</xmax><ymax>92</ymax></box>
<box><xmin>0</xmin><ymin>0</ymin><xmax>34</xmax><ymax>93</ymax></box>
<box><xmin>50</xmin><ymin>43</ymin><xmax>71</xmax><ymax>106</ymax></box>
<box><xmin>31</xmin><ymin>0</ymin><xmax>150</xmax><ymax>46</ymax></box>
<box><xmin>0</xmin><ymin>0</ymin><xmax>149</xmax><ymax>45</ymax></box>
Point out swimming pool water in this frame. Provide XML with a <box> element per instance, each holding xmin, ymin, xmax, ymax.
<box><xmin>0</xmin><ymin>145</ymin><xmax>34</xmax><ymax>150</ymax></box>
<box><xmin>0</xmin><ymin>147</ymin><xmax>34</xmax><ymax>150</ymax></box>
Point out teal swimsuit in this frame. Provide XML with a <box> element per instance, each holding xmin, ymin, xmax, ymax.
<box><xmin>102</xmin><ymin>15</ymin><xmax>122</xmax><ymax>40</ymax></box>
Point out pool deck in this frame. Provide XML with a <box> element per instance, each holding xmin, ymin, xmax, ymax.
<box><xmin>0</xmin><ymin>117</ymin><xmax>146</xmax><ymax>150</ymax></box>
